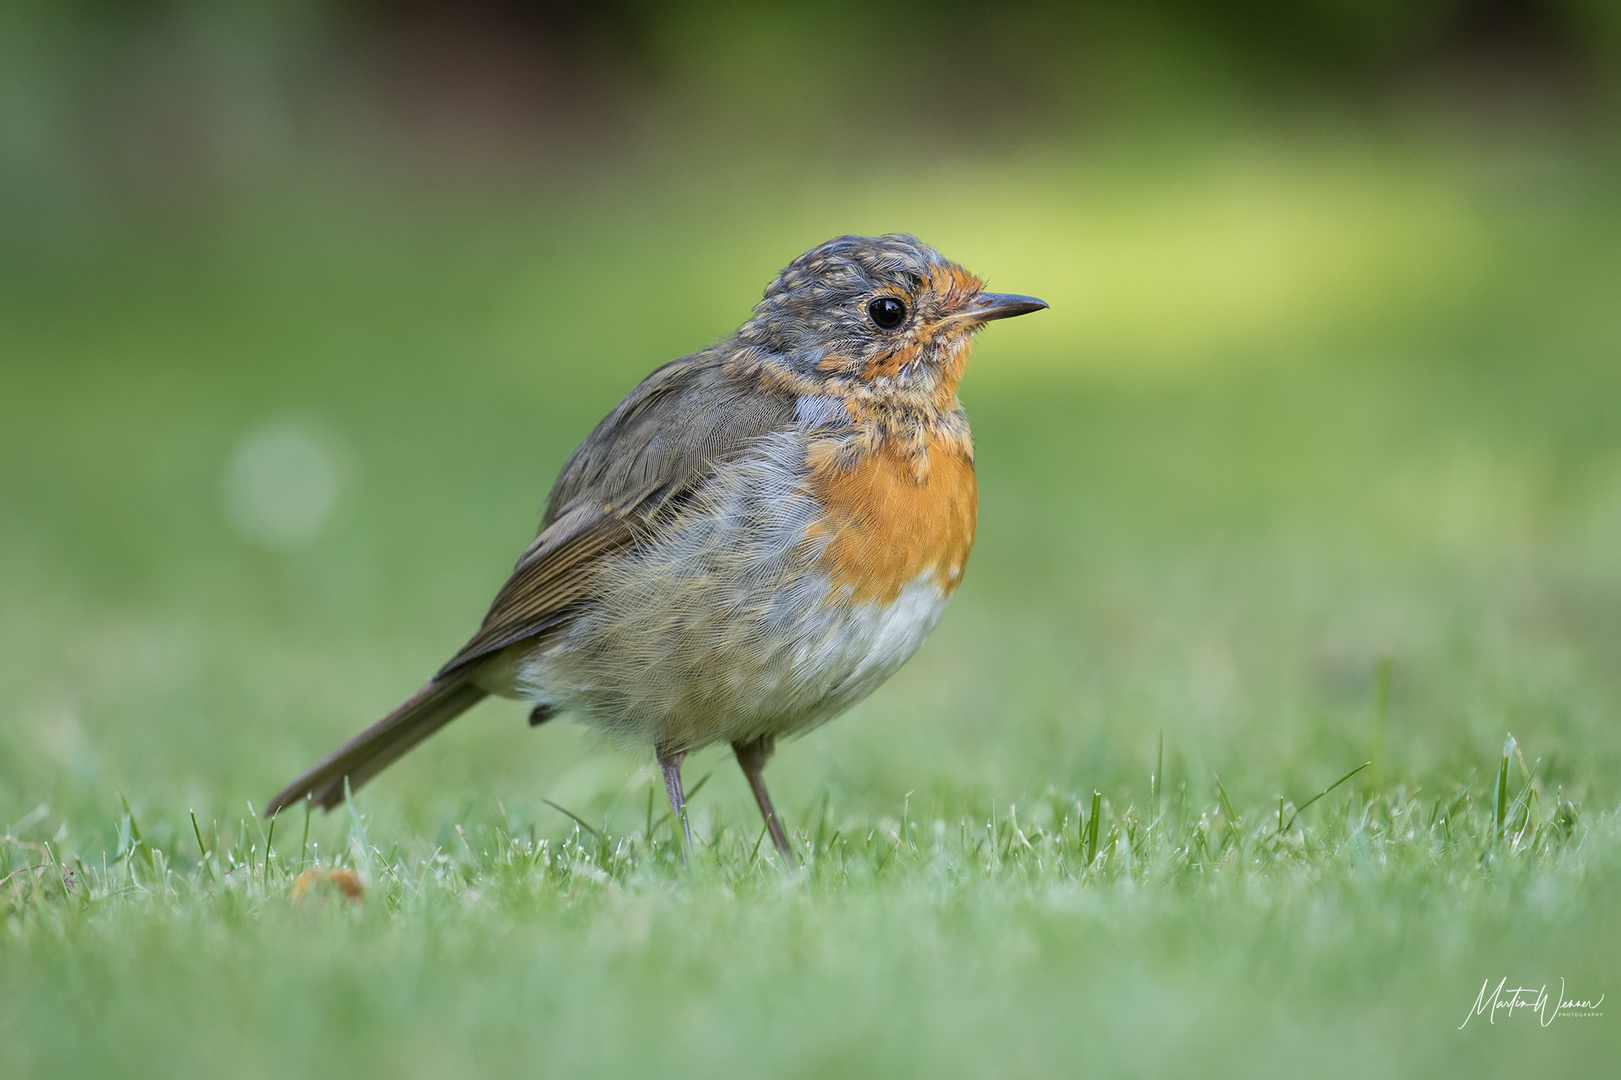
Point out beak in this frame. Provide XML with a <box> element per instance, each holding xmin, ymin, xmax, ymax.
<box><xmin>955</xmin><ymin>292</ymin><xmax>1049</xmax><ymax>325</ymax></box>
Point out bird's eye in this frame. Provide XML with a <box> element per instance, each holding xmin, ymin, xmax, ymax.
<box><xmin>867</xmin><ymin>296</ymin><xmax>907</xmax><ymax>330</ymax></box>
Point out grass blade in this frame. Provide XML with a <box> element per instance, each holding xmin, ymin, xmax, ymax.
<box><xmin>1152</xmin><ymin>730</ymin><xmax>1163</xmax><ymax>825</ymax></box>
<box><xmin>1084</xmin><ymin>790</ymin><xmax>1101</xmax><ymax>865</ymax></box>
<box><xmin>1494</xmin><ymin>734</ymin><xmax>1515</xmax><ymax>845</ymax></box>
<box><xmin>263</xmin><ymin>811</ymin><xmax>277</xmax><ymax>886</ymax></box>
<box><xmin>190</xmin><ymin>810</ymin><xmax>208</xmax><ymax>858</ymax></box>
<box><xmin>1284</xmin><ymin>762</ymin><xmax>1371</xmax><ymax>832</ymax></box>
<box><xmin>685</xmin><ymin>772</ymin><xmax>714</xmax><ymax>801</ymax></box>
<box><xmin>1213</xmin><ymin>772</ymin><xmax>1243</xmax><ymax>845</ymax></box>
<box><xmin>541</xmin><ymin>799</ymin><xmax>601</xmax><ymax>840</ymax></box>
<box><xmin>343</xmin><ymin>778</ymin><xmax>373</xmax><ymax>878</ymax></box>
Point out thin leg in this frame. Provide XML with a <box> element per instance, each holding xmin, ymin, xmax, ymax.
<box><xmin>733</xmin><ymin>736</ymin><xmax>792</xmax><ymax>861</ymax></box>
<box><xmin>657</xmin><ymin>745</ymin><xmax>692</xmax><ymax>863</ymax></box>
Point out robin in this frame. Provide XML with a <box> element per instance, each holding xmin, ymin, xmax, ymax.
<box><xmin>265</xmin><ymin>234</ymin><xmax>1046</xmax><ymax>860</ymax></box>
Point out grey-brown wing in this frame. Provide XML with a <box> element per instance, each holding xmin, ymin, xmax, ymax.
<box><xmin>436</xmin><ymin>351</ymin><xmax>795</xmax><ymax>677</ymax></box>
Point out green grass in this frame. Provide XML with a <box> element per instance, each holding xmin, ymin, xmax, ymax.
<box><xmin>3</xmin><ymin>122</ymin><xmax>1621</xmax><ymax>1076</ymax></box>
<box><xmin>4</xmin><ymin>748</ymin><xmax>1614</xmax><ymax>1077</ymax></box>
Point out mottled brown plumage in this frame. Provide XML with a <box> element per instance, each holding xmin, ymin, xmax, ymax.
<box><xmin>265</xmin><ymin>234</ymin><xmax>1046</xmax><ymax>860</ymax></box>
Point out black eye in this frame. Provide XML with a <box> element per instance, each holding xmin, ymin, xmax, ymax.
<box><xmin>867</xmin><ymin>296</ymin><xmax>907</xmax><ymax>330</ymax></box>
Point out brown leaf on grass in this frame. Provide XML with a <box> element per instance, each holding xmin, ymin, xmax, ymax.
<box><xmin>328</xmin><ymin>868</ymin><xmax>365</xmax><ymax>900</ymax></box>
<box><xmin>289</xmin><ymin>867</ymin><xmax>365</xmax><ymax>904</ymax></box>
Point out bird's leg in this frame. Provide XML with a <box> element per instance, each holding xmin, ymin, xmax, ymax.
<box><xmin>733</xmin><ymin>735</ymin><xmax>793</xmax><ymax>861</ymax></box>
<box><xmin>657</xmin><ymin>744</ymin><xmax>692</xmax><ymax>863</ymax></box>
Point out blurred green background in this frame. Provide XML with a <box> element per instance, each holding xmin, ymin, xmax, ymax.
<box><xmin>2</xmin><ymin>1</ymin><xmax>1620</xmax><ymax>1076</ymax></box>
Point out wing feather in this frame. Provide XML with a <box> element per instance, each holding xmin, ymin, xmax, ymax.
<box><xmin>437</xmin><ymin>352</ymin><xmax>795</xmax><ymax>677</ymax></box>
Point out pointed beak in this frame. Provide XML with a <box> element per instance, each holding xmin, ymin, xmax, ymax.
<box><xmin>955</xmin><ymin>292</ymin><xmax>1049</xmax><ymax>325</ymax></box>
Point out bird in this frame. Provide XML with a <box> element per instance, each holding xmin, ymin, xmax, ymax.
<box><xmin>264</xmin><ymin>233</ymin><xmax>1046</xmax><ymax>861</ymax></box>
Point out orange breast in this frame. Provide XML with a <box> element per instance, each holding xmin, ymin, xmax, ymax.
<box><xmin>805</xmin><ymin>434</ymin><xmax>977</xmax><ymax>605</ymax></box>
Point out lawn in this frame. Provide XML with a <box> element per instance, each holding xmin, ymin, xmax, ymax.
<box><xmin>3</xmin><ymin>122</ymin><xmax>1619</xmax><ymax>1076</ymax></box>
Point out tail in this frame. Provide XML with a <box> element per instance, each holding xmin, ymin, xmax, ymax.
<box><xmin>264</xmin><ymin>678</ymin><xmax>488</xmax><ymax>816</ymax></box>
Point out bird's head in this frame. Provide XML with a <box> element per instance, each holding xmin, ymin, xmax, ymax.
<box><xmin>738</xmin><ymin>234</ymin><xmax>1046</xmax><ymax>398</ymax></box>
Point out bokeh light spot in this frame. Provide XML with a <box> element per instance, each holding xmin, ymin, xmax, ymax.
<box><xmin>222</xmin><ymin>420</ymin><xmax>340</xmax><ymax>549</ymax></box>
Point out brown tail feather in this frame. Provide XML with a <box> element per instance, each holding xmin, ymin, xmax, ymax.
<box><xmin>264</xmin><ymin>678</ymin><xmax>488</xmax><ymax>816</ymax></box>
